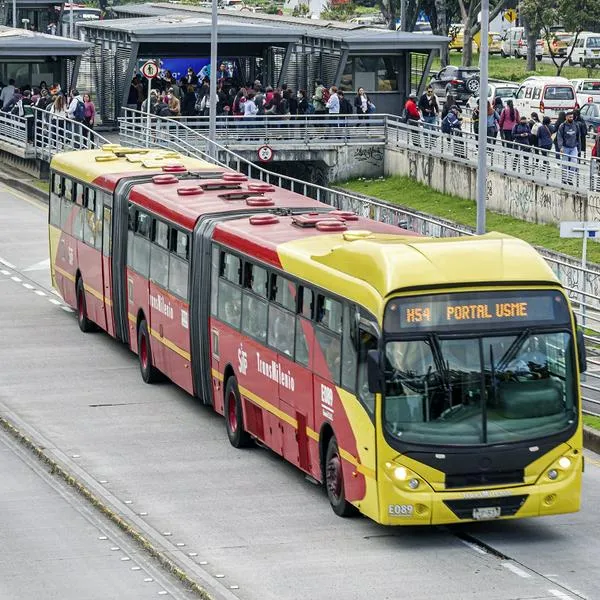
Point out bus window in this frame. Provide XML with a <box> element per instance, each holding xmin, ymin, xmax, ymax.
<box><xmin>85</xmin><ymin>187</ymin><xmax>96</xmax><ymax>211</ymax></box>
<box><xmin>268</xmin><ymin>304</ymin><xmax>295</xmax><ymax>357</ymax></box>
<box><xmin>221</xmin><ymin>251</ymin><xmax>241</xmax><ymax>284</ymax></box>
<box><xmin>315</xmin><ymin>327</ymin><xmax>341</xmax><ymax>384</ymax></box>
<box><xmin>93</xmin><ymin>196</ymin><xmax>102</xmax><ymax>251</ymax></box>
<box><xmin>298</xmin><ymin>286</ymin><xmax>313</xmax><ymax>318</ymax></box>
<box><xmin>133</xmin><ymin>210</ymin><xmax>151</xmax><ymax>277</ymax></box>
<box><xmin>64</xmin><ymin>178</ymin><xmax>73</xmax><ymax>202</ymax></box>
<box><xmin>169</xmin><ymin>255</ymin><xmax>188</xmax><ymax>300</ymax></box>
<box><xmin>341</xmin><ymin>305</ymin><xmax>357</xmax><ymax>392</ymax></box>
<box><xmin>150</xmin><ymin>241</ymin><xmax>169</xmax><ymax>289</ymax></box>
<box><xmin>357</xmin><ymin>330</ymin><xmax>377</xmax><ymax>415</ymax></box>
<box><xmin>295</xmin><ymin>317</ymin><xmax>309</xmax><ymax>366</ymax></box>
<box><xmin>217</xmin><ymin>278</ymin><xmax>241</xmax><ymax>328</ymax></box>
<box><xmin>270</xmin><ymin>274</ymin><xmax>295</xmax><ymax>311</ymax></box>
<box><xmin>316</xmin><ymin>295</ymin><xmax>342</xmax><ymax>334</ymax></box>
<box><xmin>173</xmin><ymin>230</ymin><xmax>189</xmax><ymax>260</ymax></box>
<box><xmin>74</xmin><ymin>182</ymin><xmax>85</xmax><ymax>206</ymax></box>
<box><xmin>242</xmin><ymin>292</ymin><xmax>267</xmax><ymax>342</ymax></box>
<box><xmin>155</xmin><ymin>220</ymin><xmax>169</xmax><ymax>250</ymax></box>
<box><xmin>244</xmin><ymin>262</ymin><xmax>268</xmax><ymax>298</ymax></box>
<box><xmin>49</xmin><ymin>174</ymin><xmax>62</xmax><ymax>226</ymax></box>
<box><xmin>102</xmin><ymin>206</ymin><xmax>112</xmax><ymax>257</ymax></box>
<box><xmin>211</xmin><ymin>246</ymin><xmax>219</xmax><ymax>316</ymax></box>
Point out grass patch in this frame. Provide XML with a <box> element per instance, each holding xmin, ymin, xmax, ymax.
<box><xmin>430</xmin><ymin>53</ymin><xmax>600</xmax><ymax>82</ymax></box>
<box><xmin>31</xmin><ymin>179</ymin><xmax>49</xmax><ymax>194</ymax></box>
<box><xmin>583</xmin><ymin>414</ymin><xmax>600</xmax><ymax>430</ymax></box>
<box><xmin>341</xmin><ymin>175</ymin><xmax>600</xmax><ymax>264</ymax></box>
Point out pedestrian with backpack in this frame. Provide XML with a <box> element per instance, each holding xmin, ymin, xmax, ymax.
<box><xmin>66</xmin><ymin>89</ymin><xmax>85</xmax><ymax>148</ymax></box>
<box><xmin>312</xmin><ymin>79</ymin><xmax>328</xmax><ymax>115</ymax></box>
<box><xmin>15</xmin><ymin>90</ymin><xmax>35</xmax><ymax>142</ymax></box>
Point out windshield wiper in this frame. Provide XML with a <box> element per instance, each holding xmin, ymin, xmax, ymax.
<box><xmin>497</xmin><ymin>327</ymin><xmax>532</xmax><ymax>371</ymax></box>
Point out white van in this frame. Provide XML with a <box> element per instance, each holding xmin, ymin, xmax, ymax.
<box><xmin>513</xmin><ymin>76</ymin><xmax>576</xmax><ymax>120</ymax></box>
<box><xmin>500</xmin><ymin>27</ymin><xmax>543</xmax><ymax>60</ymax></box>
<box><xmin>567</xmin><ymin>32</ymin><xmax>600</xmax><ymax>67</ymax></box>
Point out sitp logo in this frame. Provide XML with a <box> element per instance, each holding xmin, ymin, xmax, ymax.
<box><xmin>238</xmin><ymin>344</ymin><xmax>248</xmax><ymax>375</ymax></box>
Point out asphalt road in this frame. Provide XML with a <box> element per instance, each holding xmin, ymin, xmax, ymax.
<box><xmin>1</xmin><ymin>182</ymin><xmax>600</xmax><ymax>600</ymax></box>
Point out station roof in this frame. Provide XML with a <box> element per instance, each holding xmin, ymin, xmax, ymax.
<box><xmin>92</xmin><ymin>4</ymin><xmax>449</xmax><ymax>51</ymax></box>
<box><xmin>0</xmin><ymin>26</ymin><xmax>90</xmax><ymax>56</ymax></box>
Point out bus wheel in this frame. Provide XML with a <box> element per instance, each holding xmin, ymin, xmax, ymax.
<box><xmin>325</xmin><ymin>436</ymin><xmax>357</xmax><ymax>517</ymax></box>
<box><xmin>137</xmin><ymin>319</ymin><xmax>161</xmax><ymax>384</ymax></box>
<box><xmin>76</xmin><ymin>278</ymin><xmax>95</xmax><ymax>333</ymax></box>
<box><xmin>224</xmin><ymin>376</ymin><xmax>252</xmax><ymax>448</ymax></box>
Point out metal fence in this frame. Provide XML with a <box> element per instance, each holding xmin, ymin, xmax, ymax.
<box><xmin>0</xmin><ymin>110</ymin><xmax>31</xmax><ymax>153</ymax></box>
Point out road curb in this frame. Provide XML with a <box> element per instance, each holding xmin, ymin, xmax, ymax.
<box><xmin>0</xmin><ymin>174</ymin><xmax>47</xmax><ymax>203</ymax></box>
<box><xmin>584</xmin><ymin>425</ymin><xmax>600</xmax><ymax>455</ymax></box>
<box><xmin>0</xmin><ymin>413</ymin><xmax>217</xmax><ymax>600</ymax></box>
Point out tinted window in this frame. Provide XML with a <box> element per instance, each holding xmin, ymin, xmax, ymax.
<box><xmin>271</xmin><ymin>274</ymin><xmax>295</xmax><ymax>311</ymax></box>
<box><xmin>155</xmin><ymin>220</ymin><xmax>169</xmax><ymax>249</ymax></box>
<box><xmin>150</xmin><ymin>244</ymin><xmax>169</xmax><ymax>289</ymax></box>
<box><xmin>133</xmin><ymin>236</ymin><xmax>150</xmax><ymax>277</ymax></box>
<box><xmin>268</xmin><ymin>304</ymin><xmax>295</xmax><ymax>357</ymax></box>
<box><xmin>241</xmin><ymin>293</ymin><xmax>267</xmax><ymax>342</ymax></box>
<box><xmin>221</xmin><ymin>252</ymin><xmax>241</xmax><ymax>284</ymax></box>
<box><xmin>169</xmin><ymin>255</ymin><xmax>188</xmax><ymax>300</ymax></box>
<box><xmin>341</xmin><ymin>305</ymin><xmax>357</xmax><ymax>391</ymax></box>
<box><xmin>299</xmin><ymin>286</ymin><xmax>313</xmax><ymax>318</ymax></box>
<box><xmin>316</xmin><ymin>295</ymin><xmax>342</xmax><ymax>334</ymax></box>
<box><xmin>217</xmin><ymin>279</ymin><xmax>241</xmax><ymax>328</ymax></box>
<box><xmin>295</xmin><ymin>317</ymin><xmax>310</xmax><ymax>366</ymax></box>
<box><xmin>315</xmin><ymin>327</ymin><xmax>341</xmax><ymax>384</ymax></box>
<box><xmin>244</xmin><ymin>263</ymin><xmax>268</xmax><ymax>298</ymax></box>
<box><xmin>136</xmin><ymin>211</ymin><xmax>151</xmax><ymax>238</ymax></box>
<box><xmin>544</xmin><ymin>86</ymin><xmax>574</xmax><ymax>100</ymax></box>
<box><xmin>173</xmin><ymin>230</ymin><xmax>189</xmax><ymax>259</ymax></box>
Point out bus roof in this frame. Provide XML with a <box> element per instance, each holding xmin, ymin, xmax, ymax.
<box><xmin>129</xmin><ymin>174</ymin><xmax>328</xmax><ymax>230</ymax></box>
<box><xmin>50</xmin><ymin>147</ymin><xmax>221</xmax><ymax>190</ymax></box>
<box><xmin>215</xmin><ymin>216</ymin><xmax>560</xmax><ymax>312</ymax></box>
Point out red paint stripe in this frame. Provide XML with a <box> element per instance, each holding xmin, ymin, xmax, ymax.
<box><xmin>213</xmin><ymin>226</ymin><xmax>283</xmax><ymax>268</ymax></box>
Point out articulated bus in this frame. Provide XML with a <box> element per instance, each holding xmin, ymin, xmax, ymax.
<box><xmin>49</xmin><ymin>146</ymin><xmax>587</xmax><ymax>525</ymax></box>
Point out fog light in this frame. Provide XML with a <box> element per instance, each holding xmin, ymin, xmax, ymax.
<box><xmin>544</xmin><ymin>493</ymin><xmax>557</xmax><ymax>506</ymax></box>
<box><xmin>408</xmin><ymin>478</ymin><xmax>420</xmax><ymax>490</ymax></box>
<box><xmin>547</xmin><ymin>469</ymin><xmax>558</xmax><ymax>480</ymax></box>
<box><xmin>558</xmin><ymin>457</ymin><xmax>571</xmax><ymax>469</ymax></box>
<box><xmin>394</xmin><ymin>467</ymin><xmax>408</xmax><ymax>481</ymax></box>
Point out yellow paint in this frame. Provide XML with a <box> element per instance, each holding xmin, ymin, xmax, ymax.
<box><xmin>48</xmin><ymin>225</ymin><xmax>62</xmax><ymax>290</ymax></box>
<box><xmin>127</xmin><ymin>312</ymin><xmax>191</xmax><ymax>361</ymax></box>
<box><xmin>50</xmin><ymin>148</ymin><xmax>221</xmax><ymax>186</ymax></box>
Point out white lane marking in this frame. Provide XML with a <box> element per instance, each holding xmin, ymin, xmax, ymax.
<box><xmin>548</xmin><ymin>590</ymin><xmax>574</xmax><ymax>600</ymax></box>
<box><xmin>502</xmin><ymin>562</ymin><xmax>531</xmax><ymax>578</ymax></box>
<box><xmin>22</xmin><ymin>283</ymin><xmax>34</xmax><ymax>290</ymax></box>
<box><xmin>1</xmin><ymin>269</ymin><xmax>10</xmax><ymax>275</ymax></box>
<box><xmin>459</xmin><ymin>538</ymin><xmax>487</xmax><ymax>555</ymax></box>
<box><xmin>34</xmin><ymin>290</ymin><xmax>46</xmax><ymax>296</ymax></box>
<box><xmin>10</xmin><ymin>276</ymin><xmax>21</xmax><ymax>283</ymax></box>
<box><xmin>23</xmin><ymin>258</ymin><xmax>50</xmax><ymax>272</ymax></box>
<box><xmin>0</xmin><ymin>257</ymin><xmax>16</xmax><ymax>269</ymax></box>
<box><xmin>49</xmin><ymin>298</ymin><xmax>61</xmax><ymax>305</ymax></box>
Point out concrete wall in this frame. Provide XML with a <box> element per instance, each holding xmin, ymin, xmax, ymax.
<box><xmin>383</xmin><ymin>146</ymin><xmax>590</xmax><ymax>225</ymax></box>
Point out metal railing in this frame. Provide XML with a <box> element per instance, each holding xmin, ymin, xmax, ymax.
<box><xmin>32</xmin><ymin>107</ymin><xmax>110</xmax><ymax>160</ymax></box>
<box><xmin>121</xmin><ymin>107</ymin><xmax>600</xmax><ymax>194</ymax></box>
<box><xmin>118</xmin><ymin>110</ymin><xmax>600</xmax><ymax>415</ymax></box>
<box><xmin>0</xmin><ymin>109</ymin><xmax>31</xmax><ymax>152</ymax></box>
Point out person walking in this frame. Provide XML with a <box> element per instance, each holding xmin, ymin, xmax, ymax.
<box><xmin>354</xmin><ymin>87</ymin><xmax>370</xmax><ymax>121</ymax></box>
<box><xmin>325</xmin><ymin>86</ymin><xmax>340</xmax><ymax>114</ymax></box>
<box><xmin>181</xmin><ymin>85</ymin><xmax>197</xmax><ymax>117</ymax></box>
<box><xmin>312</xmin><ymin>79</ymin><xmax>328</xmax><ymax>115</ymax></box>
<box><xmin>573</xmin><ymin>109</ymin><xmax>587</xmax><ymax>157</ymax></box>
<box><xmin>511</xmin><ymin>115</ymin><xmax>532</xmax><ymax>172</ymax></box>
<box><xmin>557</xmin><ymin>110</ymin><xmax>580</xmax><ymax>184</ymax></box>
<box><xmin>83</xmin><ymin>93</ymin><xmax>95</xmax><ymax>132</ymax></box>
<box><xmin>296</xmin><ymin>89</ymin><xmax>309</xmax><ymax>115</ymax></box>
<box><xmin>553</xmin><ymin>111</ymin><xmax>566</xmax><ymax>155</ymax></box>
<box><xmin>536</xmin><ymin>116</ymin><xmax>554</xmax><ymax>177</ymax></box>
<box><xmin>485</xmin><ymin>101</ymin><xmax>500</xmax><ymax>140</ymax></box>
<box><xmin>499</xmin><ymin>99</ymin><xmax>519</xmax><ymax>142</ymax></box>
<box><xmin>441</xmin><ymin>105</ymin><xmax>462</xmax><ymax>156</ymax></box>
<box><xmin>441</xmin><ymin>93</ymin><xmax>461</xmax><ymax>119</ymax></box>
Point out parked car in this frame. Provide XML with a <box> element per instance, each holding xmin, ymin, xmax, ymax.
<box><xmin>579</xmin><ymin>102</ymin><xmax>600</xmax><ymax>132</ymax></box>
<box><xmin>513</xmin><ymin>76</ymin><xmax>576</xmax><ymax>120</ymax></box>
<box><xmin>567</xmin><ymin>32</ymin><xmax>600</xmax><ymax>67</ymax></box>
<box><xmin>489</xmin><ymin>32</ymin><xmax>503</xmax><ymax>54</ymax></box>
<box><xmin>466</xmin><ymin>80</ymin><xmax>519</xmax><ymax>110</ymax></box>
<box><xmin>429</xmin><ymin>65</ymin><xmax>480</xmax><ymax>103</ymax></box>
<box><xmin>570</xmin><ymin>79</ymin><xmax>600</xmax><ymax>108</ymax></box>
<box><xmin>500</xmin><ymin>27</ymin><xmax>543</xmax><ymax>60</ymax></box>
<box><xmin>542</xmin><ymin>32</ymin><xmax>574</xmax><ymax>57</ymax></box>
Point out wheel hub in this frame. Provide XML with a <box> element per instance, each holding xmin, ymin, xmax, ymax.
<box><xmin>326</xmin><ymin>453</ymin><xmax>342</xmax><ymax>499</ymax></box>
<box><xmin>228</xmin><ymin>391</ymin><xmax>237</xmax><ymax>432</ymax></box>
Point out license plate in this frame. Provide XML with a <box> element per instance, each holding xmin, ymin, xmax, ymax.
<box><xmin>472</xmin><ymin>507</ymin><xmax>501</xmax><ymax>520</ymax></box>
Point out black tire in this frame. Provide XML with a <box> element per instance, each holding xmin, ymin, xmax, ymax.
<box><xmin>325</xmin><ymin>436</ymin><xmax>358</xmax><ymax>517</ymax></box>
<box><xmin>224</xmin><ymin>376</ymin><xmax>252</xmax><ymax>448</ymax></box>
<box><xmin>137</xmin><ymin>319</ymin><xmax>161</xmax><ymax>384</ymax></box>
<box><xmin>500</xmin><ymin>49</ymin><xmax>507</xmax><ymax>58</ymax></box>
<box><xmin>76</xmin><ymin>278</ymin><xmax>95</xmax><ymax>333</ymax></box>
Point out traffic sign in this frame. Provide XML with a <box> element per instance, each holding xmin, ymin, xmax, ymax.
<box><xmin>141</xmin><ymin>60</ymin><xmax>159</xmax><ymax>79</ymax></box>
<box><xmin>559</xmin><ymin>221</ymin><xmax>600</xmax><ymax>238</ymax></box>
<box><xmin>257</xmin><ymin>145</ymin><xmax>274</xmax><ymax>163</ymax></box>
<box><xmin>503</xmin><ymin>9</ymin><xmax>517</xmax><ymax>23</ymax></box>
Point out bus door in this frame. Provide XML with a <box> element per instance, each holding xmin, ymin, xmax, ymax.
<box><xmin>101</xmin><ymin>198</ymin><xmax>116</xmax><ymax>338</ymax></box>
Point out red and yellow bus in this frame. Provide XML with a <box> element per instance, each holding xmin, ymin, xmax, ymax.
<box><xmin>49</xmin><ymin>146</ymin><xmax>587</xmax><ymax>525</ymax></box>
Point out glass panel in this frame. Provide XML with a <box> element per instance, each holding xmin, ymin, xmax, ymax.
<box><xmin>52</xmin><ymin>173</ymin><xmax>62</xmax><ymax>196</ymax></box>
<box><xmin>241</xmin><ymin>292</ymin><xmax>267</xmax><ymax>342</ymax></box>
<box><xmin>49</xmin><ymin>193</ymin><xmax>61</xmax><ymax>227</ymax></box>
<box><xmin>136</xmin><ymin>211</ymin><xmax>151</xmax><ymax>238</ymax></box>
<box><xmin>64</xmin><ymin>178</ymin><xmax>73</xmax><ymax>201</ymax></box>
<box><xmin>133</xmin><ymin>236</ymin><xmax>150</xmax><ymax>277</ymax></box>
<box><xmin>60</xmin><ymin>196</ymin><xmax>71</xmax><ymax>229</ymax></box>
<box><xmin>543</xmin><ymin>86</ymin><xmax>574</xmax><ymax>100</ymax></box>
<box><xmin>299</xmin><ymin>286</ymin><xmax>313</xmax><ymax>318</ymax></box>
<box><xmin>217</xmin><ymin>279</ymin><xmax>241</xmax><ymax>328</ymax></box>
<box><xmin>221</xmin><ymin>252</ymin><xmax>241</xmax><ymax>284</ymax></box>
<box><xmin>174</xmin><ymin>230</ymin><xmax>189</xmax><ymax>259</ymax></box>
<box><xmin>316</xmin><ymin>295</ymin><xmax>342</xmax><ymax>333</ymax></box>
<box><xmin>211</xmin><ymin>246</ymin><xmax>219</xmax><ymax>316</ymax></box>
<box><xmin>341</xmin><ymin>305</ymin><xmax>357</xmax><ymax>391</ymax></box>
<box><xmin>271</xmin><ymin>274</ymin><xmax>295</xmax><ymax>311</ymax></box>
<box><xmin>295</xmin><ymin>317</ymin><xmax>310</xmax><ymax>366</ymax></box>
<box><xmin>315</xmin><ymin>327</ymin><xmax>341</xmax><ymax>384</ymax></box>
<box><xmin>382</xmin><ymin>332</ymin><xmax>576</xmax><ymax>446</ymax></box>
<box><xmin>103</xmin><ymin>207</ymin><xmax>112</xmax><ymax>257</ymax></box>
<box><xmin>268</xmin><ymin>304</ymin><xmax>295</xmax><ymax>357</ymax></box>
<box><xmin>82</xmin><ymin>209</ymin><xmax>95</xmax><ymax>246</ymax></box>
<box><xmin>169</xmin><ymin>255</ymin><xmax>188</xmax><ymax>299</ymax></box>
<box><xmin>150</xmin><ymin>244</ymin><xmax>169</xmax><ymax>289</ymax></box>
<box><xmin>94</xmin><ymin>198</ymin><xmax>103</xmax><ymax>251</ymax></box>
<box><xmin>72</xmin><ymin>206</ymin><xmax>83</xmax><ymax>241</ymax></box>
<box><xmin>244</xmin><ymin>263</ymin><xmax>268</xmax><ymax>298</ymax></box>
<box><xmin>155</xmin><ymin>220</ymin><xmax>169</xmax><ymax>249</ymax></box>
<box><xmin>358</xmin><ymin>330</ymin><xmax>377</xmax><ymax>415</ymax></box>
<box><xmin>127</xmin><ymin>230</ymin><xmax>134</xmax><ymax>267</ymax></box>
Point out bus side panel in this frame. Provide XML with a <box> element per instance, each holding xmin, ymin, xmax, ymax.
<box><xmin>102</xmin><ymin>252</ymin><xmax>116</xmax><ymax>338</ymax></box>
<box><xmin>126</xmin><ymin>268</ymin><xmax>150</xmax><ymax>355</ymax></box>
<box><xmin>55</xmin><ymin>204</ymin><xmax>78</xmax><ymax>308</ymax></box>
<box><xmin>77</xmin><ymin>241</ymin><xmax>106</xmax><ymax>331</ymax></box>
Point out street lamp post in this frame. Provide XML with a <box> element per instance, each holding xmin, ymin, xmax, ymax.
<box><xmin>476</xmin><ymin>0</ymin><xmax>490</xmax><ymax>235</ymax></box>
<box><xmin>12</xmin><ymin>0</ymin><xmax>16</xmax><ymax>28</ymax></box>
<box><xmin>208</xmin><ymin>0</ymin><xmax>218</xmax><ymax>159</ymax></box>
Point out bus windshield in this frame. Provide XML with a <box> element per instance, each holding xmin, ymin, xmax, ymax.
<box><xmin>382</xmin><ymin>291</ymin><xmax>577</xmax><ymax>446</ymax></box>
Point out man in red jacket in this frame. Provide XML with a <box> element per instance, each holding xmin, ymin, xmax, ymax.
<box><xmin>404</xmin><ymin>93</ymin><xmax>421</xmax><ymax>146</ymax></box>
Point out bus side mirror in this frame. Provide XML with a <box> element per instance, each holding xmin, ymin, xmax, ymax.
<box><xmin>367</xmin><ymin>350</ymin><xmax>383</xmax><ymax>393</ymax></box>
<box><xmin>577</xmin><ymin>328</ymin><xmax>587</xmax><ymax>373</ymax></box>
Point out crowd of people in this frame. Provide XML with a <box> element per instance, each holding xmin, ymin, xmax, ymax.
<box><xmin>0</xmin><ymin>79</ymin><xmax>96</xmax><ymax>142</ymax></box>
<box><xmin>129</xmin><ymin>65</ymin><xmax>377</xmax><ymax>120</ymax></box>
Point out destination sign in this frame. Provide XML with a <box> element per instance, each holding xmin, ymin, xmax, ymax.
<box><xmin>385</xmin><ymin>291</ymin><xmax>570</xmax><ymax>332</ymax></box>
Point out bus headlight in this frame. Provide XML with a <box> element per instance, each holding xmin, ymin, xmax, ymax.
<box><xmin>547</xmin><ymin>469</ymin><xmax>559</xmax><ymax>480</ymax></box>
<box><xmin>408</xmin><ymin>478</ymin><xmax>420</xmax><ymax>490</ymax></box>
<box><xmin>394</xmin><ymin>466</ymin><xmax>408</xmax><ymax>481</ymax></box>
<box><xmin>385</xmin><ymin>462</ymin><xmax>426</xmax><ymax>492</ymax></box>
<box><xmin>558</xmin><ymin>457</ymin><xmax>571</xmax><ymax>469</ymax></box>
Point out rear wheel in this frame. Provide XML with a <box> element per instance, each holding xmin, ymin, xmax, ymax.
<box><xmin>325</xmin><ymin>436</ymin><xmax>357</xmax><ymax>517</ymax></box>
<box><xmin>137</xmin><ymin>319</ymin><xmax>161</xmax><ymax>383</ymax></box>
<box><xmin>224</xmin><ymin>376</ymin><xmax>252</xmax><ymax>448</ymax></box>
<box><xmin>76</xmin><ymin>278</ymin><xmax>95</xmax><ymax>333</ymax></box>
<box><xmin>500</xmin><ymin>49</ymin><xmax>507</xmax><ymax>58</ymax></box>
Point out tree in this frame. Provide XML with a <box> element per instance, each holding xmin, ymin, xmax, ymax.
<box><xmin>521</xmin><ymin>0</ymin><xmax>600</xmax><ymax>75</ymax></box>
<box><xmin>458</xmin><ymin>0</ymin><xmax>510</xmax><ymax>66</ymax></box>
<box><xmin>377</xmin><ymin>0</ymin><xmax>419</xmax><ymax>31</ymax></box>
